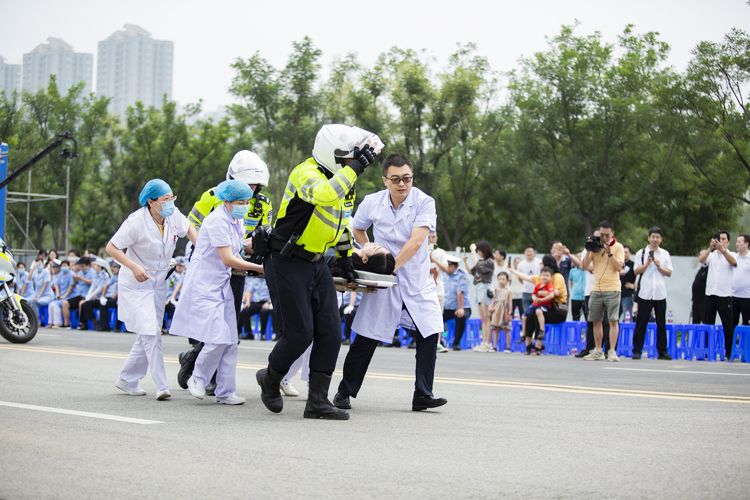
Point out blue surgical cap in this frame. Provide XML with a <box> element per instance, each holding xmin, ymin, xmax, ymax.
<box><xmin>216</xmin><ymin>179</ymin><xmax>253</xmax><ymax>202</ymax></box>
<box><xmin>138</xmin><ymin>179</ymin><xmax>172</xmax><ymax>206</ymax></box>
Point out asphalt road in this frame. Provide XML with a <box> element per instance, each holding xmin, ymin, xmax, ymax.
<box><xmin>1</xmin><ymin>328</ymin><xmax>749</xmax><ymax>499</ymax></box>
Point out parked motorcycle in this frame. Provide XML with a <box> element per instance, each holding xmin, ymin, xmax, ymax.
<box><xmin>0</xmin><ymin>238</ymin><xmax>38</xmax><ymax>343</ymax></box>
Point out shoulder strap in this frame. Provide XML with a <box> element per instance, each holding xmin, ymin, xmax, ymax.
<box><xmin>635</xmin><ymin>246</ymin><xmax>648</xmax><ymax>297</ymax></box>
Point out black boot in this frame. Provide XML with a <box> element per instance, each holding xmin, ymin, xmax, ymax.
<box><xmin>177</xmin><ymin>343</ymin><xmax>203</xmax><ymax>389</ymax></box>
<box><xmin>304</xmin><ymin>372</ymin><xmax>349</xmax><ymax>420</ymax></box>
<box><xmin>256</xmin><ymin>366</ymin><xmax>284</xmax><ymax>413</ymax></box>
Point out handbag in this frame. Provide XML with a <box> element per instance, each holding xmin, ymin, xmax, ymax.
<box><xmin>486</xmin><ymin>289</ymin><xmax>494</xmax><ymax>300</ymax></box>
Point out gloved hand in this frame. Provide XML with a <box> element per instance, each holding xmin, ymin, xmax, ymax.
<box><xmin>349</xmin><ymin>144</ymin><xmax>375</xmax><ymax>175</ymax></box>
<box><xmin>99</xmin><ymin>296</ymin><xmax>107</xmax><ymax>306</ymax></box>
<box><xmin>343</xmin><ymin>304</ymin><xmax>355</xmax><ymax>315</ymax></box>
<box><xmin>338</xmin><ymin>255</ymin><xmax>357</xmax><ymax>282</ymax></box>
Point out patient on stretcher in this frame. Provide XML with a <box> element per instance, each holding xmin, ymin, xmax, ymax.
<box><xmin>330</xmin><ymin>243</ymin><xmax>396</xmax><ymax>284</ymax></box>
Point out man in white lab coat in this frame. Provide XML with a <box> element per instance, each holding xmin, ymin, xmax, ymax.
<box><xmin>334</xmin><ymin>154</ymin><xmax>447</xmax><ymax>412</ymax></box>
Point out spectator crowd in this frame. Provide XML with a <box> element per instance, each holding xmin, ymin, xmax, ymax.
<box><xmin>15</xmin><ymin>224</ymin><xmax>750</xmax><ymax>363</ymax></box>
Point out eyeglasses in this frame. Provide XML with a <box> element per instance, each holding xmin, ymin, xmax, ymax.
<box><xmin>160</xmin><ymin>195</ymin><xmax>177</xmax><ymax>202</ymax></box>
<box><xmin>385</xmin><ymin>175</ymin><xmax>413</xmax><ymax>185</ymax></box>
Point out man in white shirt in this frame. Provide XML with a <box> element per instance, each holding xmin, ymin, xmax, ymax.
<box><xmin>698</xmin><ymin>230</ymin><xmax>737</xmax><ymax>359</ymax></box>
<box><xmin>517</xmin><ymin>245</ymin><xmax>541</xmax><ymax>311</ymax></box>
<box><xmin>732</xmin><ymin>234</ymin><xmax>750</xmax><ymax>330</ymax></box>
<box><xmin>632</xmin><ymin>227</ymin><xmax>673</xmax><ymax>360</ymax></box>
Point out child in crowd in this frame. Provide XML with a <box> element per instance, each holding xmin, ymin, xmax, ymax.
<box><xmin>489</xmin><ymin>271</ymin><xmax>513</xmax><ymax>352</ymax></box>
<box><xmin>521</xmin><ymin>267</ymin><xmax>555</xmax><ymax>348</ymax></box>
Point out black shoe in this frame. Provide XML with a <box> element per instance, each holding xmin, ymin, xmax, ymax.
<box><xmin>657</xmin><ymin>353</ymin><xmax>672</xmax><ymax>360</ymax></box>
<box><xmin>304</xmin><ymin>372</ymin><xmax>349</xmax><ymax>420</ymax></box>
<box><xmin>205</xmin><ymin>383</ymin><xmax>216</xmax><ymax>396</ymax></box>
<box><xmin>632</xmin><ymin>352</ymin><xmax>642</xmax><ymax>360</ymax></box>
<box><xmin>452</xmin><ymin>346</ymin><xmax>461</xmax><ymax>351</ymax></box>
<box><xmin>177</xmin><ymin>345</ymin><xmax>201</xmax><ymax>389</ymax></box>
<box><xmin>256</xmin><ymin>367</ymin><xmax>284</xmax><ymax>413</ymax></box>
<box><xmin>575</xmin><ymin>350</ymin><xmax>590</xmax><ymax>358</ymax></box>
<box><xmin>412</xmin><ymin>395</ymin><xmax>448</xmax><ymax>411</ymax></box>
<box><xmin>333</xmin><ymin>392</ymin><xmax>351</xmax><ymax>410</ymax></box>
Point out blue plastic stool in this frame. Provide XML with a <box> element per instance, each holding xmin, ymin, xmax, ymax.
<box><xmin>730</xmin><ymin>326</ymin><xmax>750</xmax><ymax>362</ymax></box>
<box><xmin>561</xmin><ymin>322</ymin><xmax>586</xmax><ymax>355</ymax></box>
<box><xmin>38</xmin><ymin>305</ymin><xmax>49</xmax><ymax>326</ymax></box>
<box><xmin>688</xmin><ymin>324</ymin><xmax>717</xmax><ymax>361</ymax></box>
<box><xmin>542</xmin><ymin>323</ymin><xmax>563</xmax><ymax>355</ymax></box>
<box><xmin>671</xmin><ymin>325</ymin><xmax>691</xmax><ymax>360</ymax></box>
<box><xmin>617</xmin><ymin>322</ymin><xmax>635</xmax><ymax>357</ymax></box>
<box><xmin>510</xmin><ymin>320</ymin><xmax>525</xmax><ymax>352</ymax></box>
<box><xmin>462</xmin><ymin>319</ymin><xmax>482</xmax><ymax>349</ymax></box>
<box><xmin>715</xmin><ymin>326</ymin><xmax>727</xmax><ymax>361</ymax></box>
<box><xmin>70</xmin><ymin>310</ymin><xmax>80</xmax><ymax>329</ymax></box>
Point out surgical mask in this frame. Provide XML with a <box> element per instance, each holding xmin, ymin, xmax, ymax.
<box><xmin>231</xmin><ymin>204</ymin><xmax>247</xmax><ymax>220</ymax></box>
<box><xmin>159</xmin><ymin>200</ymin><xmax>176</xmax><ymax>218</ymax></box>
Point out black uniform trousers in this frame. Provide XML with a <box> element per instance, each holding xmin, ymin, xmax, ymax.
<box><xmin>79</xmin><ymin>299</ymin><xmax>99</xmax><ymax>329</ymax></box>
<box><xmin>95</xmin><ymin>298</ymin><xmax>118</xmax><ymax>331</ymax></box>
<box><xmin>338</xmin><ymin>308</ymin><xmax>438</xmax><ymax>399</ymax></box>
<box><xmin>239</xmin><ymin>301</ymin><xmax>272</xmax><ymax>338</ymax></box>
<box><xmin>443</xmin><ymin>307</ymin><xmax>472</xmax><ymax>348</ymax></box>
<box><xmin>339</xmin><ymin>304</ymin><xmax>357</xmax><ymax>342</ymax></box>
<box><xmin>732</xmin><ymin>297</ymin><xmax>750</xmax><ymax>329</ymax></box>
<box><xmin>633</xmin><ymin>298</ymin><xmax>668</xmax><ymax>356</ymax></box>
<box><xmin>265</xmin><ymin>251</ymin><xmax>340</xmax><ymax>375</ymax></box>
<box><xmin>703</xmin><ymin>295</ymin><xmax>734</xmax><ymax>358</ymax></box>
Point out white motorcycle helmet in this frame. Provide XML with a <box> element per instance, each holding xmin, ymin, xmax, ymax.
<box><xmin>226</xmin><ymin>150</ymin><xmax>270</xmax><ymax>186</ymax></box>
<box><xmin>312</xmin><ymin>124</ymin><xmax>381</xmax><ymax>174</ymax></box>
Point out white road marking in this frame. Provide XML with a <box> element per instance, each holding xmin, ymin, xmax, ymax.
<box><xmin>603</xmin><ymin>367</ymin><xmax>750</xmax><ymax>377</ymax></box>
<box><xmin>0</xmin><ymin>400</ymin><xmax>163</xmax><ymax>425</ymax></box>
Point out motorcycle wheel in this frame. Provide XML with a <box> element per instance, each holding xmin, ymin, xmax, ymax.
<box><xmin>0</xmin><ymin>300</ymin><xmax>39</xmax><ymax>344</ymax></box>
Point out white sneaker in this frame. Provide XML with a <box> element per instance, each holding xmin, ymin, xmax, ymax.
<box><xmin>187</xmin><ymin>376</ymin><xmax>205</xmax><ymax>400</ymax></box>
<box><xmin>503</xmin><ymin>348</ymin><xmax>511</xmax><ymax>353</ymax></box>
<box><xmin>280</xmin><ymin>379</ymin><xmax>299</xmax><ymax>397</ymax></box>
<box><xmin>437</xmin><ymin>343</ymin><xmax>449</xmax><ymax>353</ymax></box>
<box><xmin>115</xmin><ymin>378</ymin><xmax>146</xmax><ymax>396</ymax></box>
<box><xmin>156</xmin><ymin>389</ymin><xmax>171</xmax><ymax>401</ymax></box>
<box><xmin>608</xmin><ymin>350</ymin><xmax>620</xmax><ymax>362</ymax></box>
<box><xmin>215</xmin><ymin>394</ymin><xmax>246</xmax><ymax>405</ymax></box>
<box><xmin>583</xmin><ymin>349</ymin><xmax>605</xmax><ymax>361</ymax></box>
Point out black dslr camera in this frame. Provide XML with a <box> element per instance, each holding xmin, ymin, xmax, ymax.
<box><xmin>585</xmin><ymin>235</ymin><xmax>604</xmax><ymax>252</ymax></box>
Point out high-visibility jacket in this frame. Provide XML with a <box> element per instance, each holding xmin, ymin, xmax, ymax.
<box><xmin>188</xmin><ymin>187</ymin><xmax>273</xmax><ymax>236</ymax></box>
<box><xmin>273</xmin><ymin>157</ymin><xmax>357</xmax><ymax>257</ymax></box>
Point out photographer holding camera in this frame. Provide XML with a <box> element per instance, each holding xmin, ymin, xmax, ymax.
<box><xmin>698</xmin><ymin>230</ymin><xmax>737</xmax><ymax>360</ymax></box>
<box><xmin>582</xmin><ymin>221</ymin><xmax>625</xmax><ymax>361</ymax></box>
<box><xmin>632</xmin><ymin>227</ymin><xmax>673</xmax><ymax>360</ymax></box>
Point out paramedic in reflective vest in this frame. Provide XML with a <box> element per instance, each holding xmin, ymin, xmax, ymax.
<box><xmin>177</xmin><ymin>150</ymin><xmax>272</xmax><ymax>392</ymax></box>
<box><xmin>256</xmin><ymin>124</ymin><xmax>382</xmax><ymax>420</ymax></box>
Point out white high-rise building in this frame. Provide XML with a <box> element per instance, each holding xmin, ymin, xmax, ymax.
<box><xmin>97</xmin><ymin>24</ymin><xmax>174</xmax><ymax>117</ymax></box>
<box><xmin>0</xmin><ymin>56</ymin><xmax>22</xmax><ymax>95</ymax></box>
<box><xmin>22</xmin><ymin>38</ymin><xmax>93</xmax><ymax>94</ymax></box>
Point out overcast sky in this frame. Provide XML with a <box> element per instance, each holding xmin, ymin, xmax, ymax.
<box><xmin>1</xmin><ymin>0</ymin><xmax>748</xmax><ymax>111</ymax></box>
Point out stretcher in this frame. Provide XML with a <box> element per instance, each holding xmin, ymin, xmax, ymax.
<box><xmin>333</xmin><ymin>270</ymin><xmax>397</xmax><ymax>293</ymax></box>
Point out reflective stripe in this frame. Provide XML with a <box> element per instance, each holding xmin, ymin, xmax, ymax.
<box><xmin>311</xmin><ymin>210</ymin><xmax>339</xmax><ymax>230</ymax></box>
<box><xmin>337</xmin><ymin>172</ymin><xmax>354</xmax><ymax>192</ymax></box>
<box><xmin>331</xmin><ymin>177</ymin><xmax>348</xmax><ymax>198</ymax></box>
<box><xmin>318</xmin><ymin>205</ymin><xmax>342</xmax><ymax>218</ymax></box>
<box><xmin>190</xmin><ymin>207</ymin><xmax>205</xmax><ymax>224</ymax></box>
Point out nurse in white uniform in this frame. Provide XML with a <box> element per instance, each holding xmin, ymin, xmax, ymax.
<box><xmin>333</xmin><ymin>153</ymin><xmax>448</xmax><ymax>412</ymax></box>
<box><xmin>108</xmin><ymin>179</ymin><xmax>197</xmax><ymax>400</ymax></box>
<box><xmin>169</xmin><ymin>180</ymin><xmax>263</xmax><ymax>405</ymax></box>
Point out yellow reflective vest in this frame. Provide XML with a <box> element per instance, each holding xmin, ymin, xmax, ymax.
<box><xmin>188</xmin><ymin>187</ymin><xmax>273</xmax><ymax>236</ymax></box>
<box><xmin>274</xmin><ymin>157</ymin><xmax>357</xmax><ymax>257</ymax></box>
